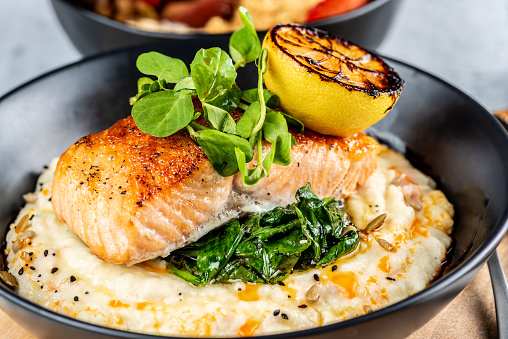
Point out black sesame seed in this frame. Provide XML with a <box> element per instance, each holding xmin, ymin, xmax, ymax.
<box><xmin>238</xmin><ymin>288</ymin><xmax>242</xmax><ymax>291</ymax></box>
<box><xmin>85</xmin><ymin>291</ymin><xmax>89</xmax><ymax>294</ymax></box>
<box><xmin>332</xmin><ymin>265</ymin><xmax>338</xmax><ymax>272</ymax></box>
<box><xmin>30</xmin><ymin>266</ymin><xmax>35</xmax><ymax>270</ymax></box>
<box><xmin>51</xmin><ymin>267</ymin><xmax>58</xmax><ymax>274</ymax></box>
<box><xmin>281</xmin><ymin>313</ymin><xmax>289</xmax><ymax>320</ymax></box>
<box><xmin>52</xmin><ymin>253</ymin><xmax>55</xmax><ymax>256</ymax></box>
<box><xmin>273</xmin><ymin>309</ymin><xmax>280</xmax><ymax>316</ymax></box>
<box><xmin>313</xmin><ymin>274</ymin><xmax>320</xmax><ymax>281</ymax></box>
<box><xmin>55</xmin><ymin>290</ymin><xmax>58</xmax><ymax>293</ymax></box>
<box><xmin>298</xmin><ymin>304</ymin><xmax>308</xmax><ymax>308</ymax></box>
<box><xmin>287</xmin><ymin>295</ymin><xmax>291</xmax><ymax>298</ymax></box>
<box><xmin>44</xmin><ymin>250</ymin><xmax>48</xmax><ymax>257</ymax></box>
<box><xmin>178</xmin><ymin>293</ymin><xmax>182</xmax><ymax>296</ymax></box>
<box><xmin>70</xmin><ymin>276</ymin><xmax>76</xmax><ymax>283</ymax></box>
<box><xmin>38</xmin><ymin>274</ymin><xmax>41</xmax><ymax>278</ymax></box>
<box><xmin>29</xmin><ymin>215</ymin><xmax>34</xmax><ymax>220</ymax></box>
<box><xmin>28</xmin><ymin>252</ymin><xmax>33</xmax><ymax>256</ymax></box>
<box><xmin>277</xmin><ymin>281</ymin><xmax>285</xmax><ymax>286</ymax></box>
<box><xmin>40</xmin><ymin>286</ymin><xmax>43</xmax><ymax>289</ymax></box>
<box><xmin>386</xmin><ymin>277</ymin><xmax>396</xmax><ymax>281</ymax></box>
<box><xmin>18</xmin><ymin>267</ymin><xmax>24</xmax><ymax>275</ymax></box>
<box><xmin>74</xmin><ymin>296</ymin><xmax>79</xmax><ymax>302</ymax></box>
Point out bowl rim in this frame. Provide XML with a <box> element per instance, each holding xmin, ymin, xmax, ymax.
<box><xmin>50</xmin><ymin>0</ymin><xmax>395</xmax><ymax>39</ymax></box>
<box><xmin>0</xmin><ymin>44</ymin><xmax>508</xmax><ymax>338</ymax></box>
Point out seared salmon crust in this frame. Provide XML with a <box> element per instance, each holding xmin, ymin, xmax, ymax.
<box><xmin>52</xmin><ymin>116</ymin><xmax>379</xmax><ymax>265</ymax></box>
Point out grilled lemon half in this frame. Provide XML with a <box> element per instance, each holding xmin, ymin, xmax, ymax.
<box><xmin>262</xmin><ymin>24</ymin><xmax>403</xmax><ymax>137</ymax></box>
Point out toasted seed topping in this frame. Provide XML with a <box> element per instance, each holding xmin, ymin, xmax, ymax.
<box><xmin>390</xmin><ymin>174</ymin><xmax>406</xmax><ymax>186</ymax></box>
<box><xmin>281</xmin><ymin>313</ymin><xmax>289</xmax><ymax>320</ymax></box>
<box><xmin>313</xmin><ymin>274</ymin><xmax>320</xmax><ymax>282</ymax></box>
<box><xmin>331</xmin><ymin>265</ymin><xmax>338</xmax><ymax>272</ymax></box>
<box><xmin>340</xmin><ymin>225</ymin><xmax>357</xmax><ymax>237</ymax></box>
<box><xmin>404</xmin><ymin>196</ymin><xmax>422</xmax><ymax>211</ymax></box>
<box><xmin>44</xmin><ymin>250</ymin><xmax>48</xmax><ymax>257</ymax></box>
<box><xmin>51</xmin><ymin>267</ymin><xmax>59</xmax><ymax>274</ymax></box>
<box><xmin>363</xmin><ymin>305</ymin><xmax>373</xmax><ymax>314</ymax></box>
<box><xmin>305</xmin><ymin>283</ymin><xmax>321</xmax><ymax>303</ymax></box>
<box><xmin>376</xmin><ymin>238</ymin><xmax>396</xmax><ymax>252</ymax></box>
<box><xmin>12</xmin><ymin>241</ymin><xmax>24</xmax><ymax>254</ymax></box>
<box><xmin>12</xmin><ymin>230</ymin><xmax>35</xmax><ymax>244</ymax></box>
<box><xmin>359</xmin><ymin>232</ymin><xmax>369</xmax><ymax>241</ymax></box>
<box><xmin>365</xmin><ymin>214</ymin><xmax>387</xmax><ymax>233</ymax></box>
<box><xmin>20</xmin><ymin>251</ymin><xmax>31</xmax><ymax>262</ymax></box>
<box><xmin>14</xmin><ymin>214</ymin><xmax>30</xmax><ymax>234</ymax></box>
<box><xmin>273</xmin><ymin>309</ymin><xmax>280</xmax><ymax>316</ymax></box>
<box><xmin>298</xmin><ymin>304</ymin><xmax>308</xmax><ymax>308</ymax></box>
<box><xmin>0</xmin><ymin>271</ymin><xmax>19</xmax><ymax>289</ymax></box>
<box><xmin>23</xmin><ymin>192</ymin><xmax>38</xmax><ymax>204</ymax></box>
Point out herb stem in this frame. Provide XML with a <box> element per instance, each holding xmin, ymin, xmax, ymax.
<box><xmin>257</xmin><ymin>132</ymin><xmax>263</xmax><ymax>166</ymax></box>
<box><xmin>251</xmin><ymin>48</ymin><xmax>268</xmax><ymax>136</ymax></box>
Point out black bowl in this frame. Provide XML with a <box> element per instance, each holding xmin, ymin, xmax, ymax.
<box><xmin>0</xmin><ymin>39</ymin><xmax>508</xmax><ymax>339</ymax></box>
<box><xmin>50</xmin><ymin>0</ymin><xmax>402</xmax><ymax>55</ymax></box>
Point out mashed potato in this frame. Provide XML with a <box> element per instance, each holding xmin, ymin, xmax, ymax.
<box><xmin>4</xmin><ymin>148</ymin><xmax>453</xmax><ymax>337</ymax></box>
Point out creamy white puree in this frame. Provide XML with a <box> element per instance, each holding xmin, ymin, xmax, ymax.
<box><xmin>5</xmin><ymin>148</ymin><xmax>454</xmax><ymax>337</ymax></box>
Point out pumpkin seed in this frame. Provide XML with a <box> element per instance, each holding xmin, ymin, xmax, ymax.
<box><xmin>0</xmin><ymin>271</ymin><xmax>18</xmax><ymax>289</ymax></box>
<box><xmin>364</xmin><ymin>214</ymin><xmax>386</xmax><ymax>233</ymax></box>
<box><xmin>376</xmin><ymin>238</ymin><xmax>396</xmax><ymax>253</ymax></box>
<box><xmin>359</xmin><ymin>232</ymin><xmax>369</xmax><ymax>241</ymax></box>
<box><xmin>305</xmin><ymin>283</ymin><xmax>322</xmax><ymax>303</ymax></box>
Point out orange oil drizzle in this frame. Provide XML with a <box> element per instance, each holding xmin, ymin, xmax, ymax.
<box><xmin>238</xmin><ymin>319</ymin><xmax>260</xmax><ymax>337</ymax></box>
<box><xmin>329</xmin><ymin>271</ymin><xmax>358</xmax><ymax>299</ymax></box>
<box><xmin>238</xmin><ymin>284</ymin><xmax>260</xmax><ymax>301</ymax></box>
<box><xmin>378</xmin><ymin>256</ymin><xmax>391</xmax><ymax>273</ymax></box>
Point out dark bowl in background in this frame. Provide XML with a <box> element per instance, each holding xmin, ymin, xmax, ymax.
<box><xmin>50</xmin><ymin>0</ymin><xmax>402</xmax><ymax>55</ymax></box>
<box><xmin>0</xmin><ymin>38</ymin><xmax>508</xmax><ymax>339</ymax></box>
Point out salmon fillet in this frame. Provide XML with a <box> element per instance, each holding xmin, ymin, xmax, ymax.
<box><xmin>52</xmin><ymin>116</ymin><xmax>379</xmax><ymax>265</ymax></box>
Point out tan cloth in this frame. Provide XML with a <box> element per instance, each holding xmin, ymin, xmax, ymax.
<box><xmin>1</xmin><ymin>234</ymin><xmax>507</xmax><ymax>338</ymax></box>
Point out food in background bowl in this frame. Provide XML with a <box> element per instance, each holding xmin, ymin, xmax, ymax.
<box><xmin>1</xmin><ymin>12</ymin><xmax>455</xmax><ymax>338</ymax></box>
<box><xmin>71</xmin><ymin>0</ymin><xmax>370</xmax><ymax>34</ymax></box>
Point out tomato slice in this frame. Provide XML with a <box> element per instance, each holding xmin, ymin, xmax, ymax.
<box><xmin>136</xmin><ymin>0</ymin><xmax>162</xmax><ymax>7</ymax></box>
<box><xmin>162</xmin><ymin>0</ymin><xmax>236</xmax><ymax>28</ymax></box>
<box><xmin>307</xmin><ymin>0</ymin><xmax>369</xmax><ymax>22</ymax></box>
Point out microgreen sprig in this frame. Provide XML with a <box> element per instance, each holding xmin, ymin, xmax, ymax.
<box><xmin>130</xmin><ymin>7</ymin><xmax>303</xmax><ymax>185</ymax></box>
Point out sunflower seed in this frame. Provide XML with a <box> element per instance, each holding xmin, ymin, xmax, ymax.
<box><xmin>23</xmin><ymin>193</ymin><xmax>38</xmax><ymax>204</ymax></box>
<box><xmin>12</xmin><ymin>230</ymin><xmax>35</xmax><ymax>244</ymax></box>
<box><xmin>404</xmin><ymin>196</ymin><xmax>422</xmax><ymax>211</ymax></box>
<box><xmin>14</xmin><ymin>214</ymin><xmax>30</xmax><ymax>234</ymax></box>
<box><xmin>390</xmin><ymin>174</ymin><xmax>406</xmax><ymax>186</ymax></box>
<box><xmin>363</xmin><ymin>305</ymin><xmax>373</xmax><ymax>314</ymax></box>
<box><xmin>340</xmin><ymin>226</ymin><xmax>357</xmax><ymax>237</ymax></box>
<box><xmin>305</xmin><ymin>283</ymin><xmax>322</xmax><ymax>303</ymax></box>
<box><xmin>364</xmin><ymin>214</ymin><xmax>386</xmax><ymax>233</ymax></box>
<box><xmin>20</xmin><ymin>251</ymin><xmax>31</xmax><ymax>262</ymax></box>
<box><xmin>376</xmin><ymin>238</ymin><xmax>396</xmax><ymax>252</ymax></box>
<box><xmin>0</xmin><ymin>271</ymin><xmax>18</xmax><ymax>289</ymax></box>
<box><xmin>359</xmin><ymin>232</ymin><xmax>369</xmax><ymax>241</ymax></box>
<box><xmin>12</xmin><ymin>241</ymin><xmax>24</xmax><ymax>254</ymax></box>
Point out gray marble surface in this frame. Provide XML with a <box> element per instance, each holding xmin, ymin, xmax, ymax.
<box><xmin>1</xmin><ymin>0</ymin><xmax>507</xmax><ymax>111</ymax></box>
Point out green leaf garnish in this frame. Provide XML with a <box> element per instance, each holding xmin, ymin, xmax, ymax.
<box><xmin>132</xmin><ymin>91</ymin><xmax>194</xmax><ymax>137</ymax></box>
<box><xmin>164</xmin><ymin>183</ymin><xmax>360</xmax><ymax>285</ymax></box>
<box><xmin>136</xmin><ymin>52</ymin><xmax>189</xmax><ymax>83</ymax></box>
<box><xmin>130</xmin><ymin>7</ymin><xmax>304</xmax><ymax>186</ymax></box>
